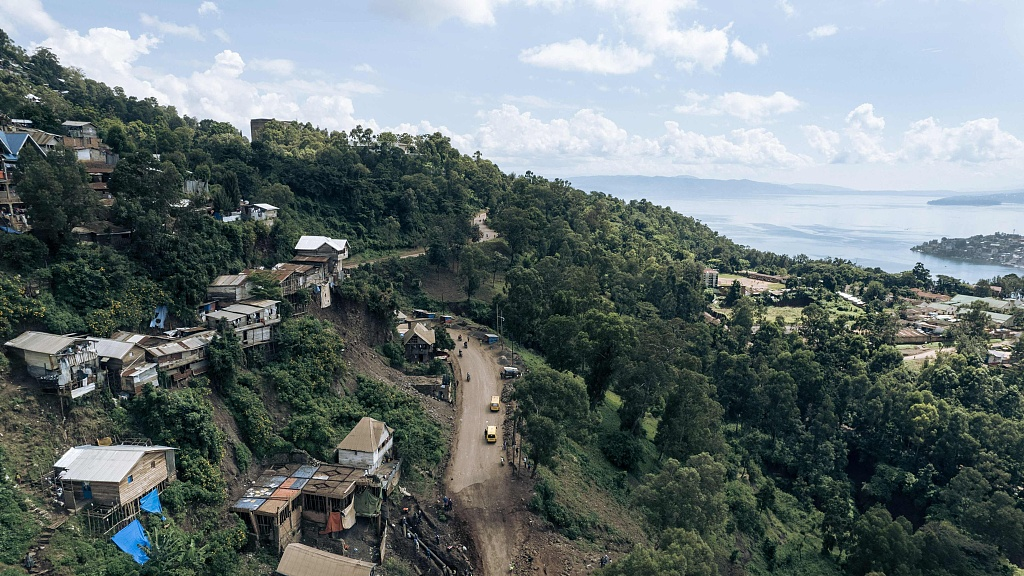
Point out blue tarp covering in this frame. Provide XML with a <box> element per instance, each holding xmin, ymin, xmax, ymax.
<box><xmin>0</xmin><ymin>226</ymin><xmax>20</xmax><ymax>234</ymax></box>
<box><xmin>111</xmin><ymin>519</ymin><xmax>150</xmax><ymax>565</ymax></box>
<box><xmin>140</xmin><ymin>489</ymin><xmax>165</xmax><ymax>520</ymax></box>
<box><xmin>149</xmin><ymin>305</ymin><xmax>168</xmax><ymax>329</ymax></box>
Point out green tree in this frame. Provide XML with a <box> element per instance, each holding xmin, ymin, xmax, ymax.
<box><xmin>15</xmin><ymin>147</ymin><xmax>97</xmax><ymax>251</ymax></box>
<box><xmin>634</xmin><ymin>453</ymin><xmax>727</xmax><ymax>536</ymax></box>
<box><xmin>513</xmin><ymin>365</ymin><xmax>589</xmax><ymax>440</ymax></box>
<box><xmin>458</xmin><ymin>244</ymin><xmax>486</xmax><ymax>300</ymax></box>
<box><xmin>433</xmin><ymin>325</ymin><xmax>455</xmax><ymax>351</ymax></box>
<box><xmin>524</xmin><ymin>414</ymin><xmax>562</xmax><ymax>477</ymax></box>
<box><xmin>846</xmin><ymin>506</ymin><xmax>921</xmax><ymax>576</ymax></box>
<box><xmin>207</xmin><ymin>321</ymin><xmax>243</xmax><ymax>390</ymax></box>
<box><xmin>600</xmin><ymin>529</ymin><xmax>717</xmax><ymax>576</ymax></box>
<box><xmin>724</xmin><ymin>279</ymin><xmax>742</xmax><ymax>306</ymax></box>
<box><xmin>654</xmin><ymin>369</ymin><xmax>723</xmax><ymax>461</ymax></box>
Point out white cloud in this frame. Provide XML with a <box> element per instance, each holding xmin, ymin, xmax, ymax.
<box><xmin>441</xmin><ymin>104</ymin><xmax>808</xmax><ymax>171</ymax></box>
<box><xmin>2</xmin><ymin>1</ymin><xmax>378</xmax><ymax>137</ymax></box>
<box><xmin>375</xmin><ymin>0</ymin><xmax>752</xmax><ymax>71</ymax></box>
<box><xmin>803</xmin><ymin>104</ymin><xmax>1024</xmax><ymax>166</ymax></box>
<box><xmin>808</xmin><ymin>25</ymin><xmax>838</xmax><ymax>39</ymax></box>
<box><xmin>901</xmin><ymin>117</ymin><xmax>1024</xmax><ymax>163</ymax></box>
<box><xmin>250</xmin><ymin>58</ymin><xmax>296</xmax><ymax>76</ymax></box>
<box><xmin>777</xmin><ymin>0</ymin><xmax>795</xmax><ymax>17</ymax></box>
<box><xmin>801</xmin><ymin>125</ymin><xmax>841</xmax><ymax>162</ymax></box>
<box><xmin>729</xmin><ymin>38</ymin><xmax>764</xmax><ymax>65</ymax></box>
<box><xmin>139</xmin><ymin>13</ymin><xmax>204</xmax><ymax>41</ymax></box>
<box><xmin>353</xmin><ymin>63</ymin><xmax>375</xmax><ymax>73</ymax></box>
<box><xmin>675</xmin><ymin>91</ymin><xmax>801</xmax><ymax>123</ymax></box>
<box><xmin>842</xmin><ymin>103</ymin><xmax>893</xmax><ymax>162</ymax></box>
<box><xmin>519</xmin><ymin>38</ymin><xmax>653</xmax><ymax>74</ymax></box>
<box><xmin>212</xmin><ymin>28</ymin><xmax>230</xmax><ymax>42</ymax></box>
<box><xmin>198</xmin><ymin>2</ymin><xmax>220</xmax><ymax>16</ymax></box>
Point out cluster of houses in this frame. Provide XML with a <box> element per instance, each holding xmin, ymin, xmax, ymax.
<box><xmin>913</xmin><ymin>233</ymin><xmax>1024</xmax><ymax>269</ymax></box>
<box><xmin>45</xmin><ymin>415</ymin><xmax>398</xmax><ymax>575</ymax></box>
<box><xmin>1</xmin><ymin>118</ymin><xmax>116</xmax><ymax>233</ymax></box>
<box><xmin>0</xmin><ymin>116</ymin><xmax>283</xmax><ymax>238</ymax></box>
<box><xmin>898</xmin><ymin>293</ymin><xmax>1021</xmax><ymax>364</ymax></box>
<box><xmin>207</xmin><ymin>235</ymin><xmax>348</xmax><ymax>312</ymax></box>
<box><xmin>395</xmin><ymin>309</ymin><xmax>459</xmax><ymax>363</ymax></box>
<box><xmin>230</xmin><ymin>417</ymin><xmax>400</xmax><ymax>556</ymax></box>
<box><xmin>3</xmin><ymin>234</ymin><xmax>350</xmax><ymax>399</ymax></box>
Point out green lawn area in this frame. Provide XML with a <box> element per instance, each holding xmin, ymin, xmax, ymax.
<box><xmin>763</xmin><ymin>305</ymin><xmax>805</xmax><ymax>325</ymax></box>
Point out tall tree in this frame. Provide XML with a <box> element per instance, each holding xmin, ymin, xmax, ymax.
<box><xmin>15</xmin><ymin>148</ymin><xmax>97</xmax><ymax>251</ymax></box>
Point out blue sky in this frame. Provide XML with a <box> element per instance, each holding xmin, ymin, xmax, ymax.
<box><xmin>2</xmin><ymin>0</ymin><xmax>1024</xmax><ymax>190</ymax></box>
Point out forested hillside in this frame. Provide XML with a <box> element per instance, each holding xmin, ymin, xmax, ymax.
<box><xmin>3</xmin><ymin>28</ymin><xmax>1024</xmax><ymax>576</ymax></box>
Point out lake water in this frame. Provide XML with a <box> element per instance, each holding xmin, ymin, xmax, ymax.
<box><xmin>619</xmin><ymin>188</ymin><xmax>1024</xmax><ymax>283</ymax></box>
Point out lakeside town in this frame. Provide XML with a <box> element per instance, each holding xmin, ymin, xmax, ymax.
<box><xmin>913</xmin><ymin>232</ymin><xmax>1024</xmax><ymax>270</ymax></box>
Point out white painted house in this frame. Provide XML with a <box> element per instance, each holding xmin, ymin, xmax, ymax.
<box><xmin>335</xmin><ymin>417</ymin><xmax>394</xmax><ymax>475</ymax></box>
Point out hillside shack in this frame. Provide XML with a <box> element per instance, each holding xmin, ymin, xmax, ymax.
<box><xmin>53</xmin><ymin>444</ymin><xmax>176</xmax><ymax>534</ymax></box>
<box><xmin>4</xmin><ymin>331</ymin><xmax>102</xmax><ymax>398</ymax></box>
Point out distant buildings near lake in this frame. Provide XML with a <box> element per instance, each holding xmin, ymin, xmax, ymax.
<box><xmin>913</xmin><ymin>232</ymin><xmax>1024</xmax><ymax>270</ymax></box>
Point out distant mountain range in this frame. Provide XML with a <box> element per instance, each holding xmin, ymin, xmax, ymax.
<box><xmin>565</xmin><ymin>175</ymin><xmax>1022</xmax><ymax>205</ymax></box>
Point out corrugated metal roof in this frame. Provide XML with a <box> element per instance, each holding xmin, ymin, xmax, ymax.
<box><xmin>144</xmin><ymin>331</ymin><xmax>214</xmax><ymax>356</ymax></box>
<box><xmin>244</xmin><ymin>267</ymin><xmax>291</xmax><ymax>282</ymax></box>
<box><xmin>231</xmin><ymin>497</ymin><xmax>266</xmax><ymax>511</ymax></box>
<box><xmin>293</xmin><ymin>465</ymin><xmax>319</xmax><ymax>479</ymax></box>
<box><xmin>276</xmin><ymin>543</ymin><xmax>374</xmax><ymax>576</ymax></box>
<box><xmin>291</xmin><ymin>255</ymin><xmax>330</xmax><ymax>264</ymax></box>
<box><xmin>54</xmin><ymin>445</ymin><xmax>174</xmax><ymax>483</ymax></box>
<box><xmin>402</xmin><ymin>323</ymin><xmax>435</xmax><ymax>346</ymax></box>
<box><xmin>123</xmin><ymin>362</ymin><xmax>157</xmax><ymax>378</ymax></box>
<box><xmin>239</xmin><ymin>299</ymin><xmax>279</xmax><ymax>309</ymax></box>
<box><xmin>61</xmin><ymin>121</ymin><xmax>94</xmax><ymax>127</ymax></box>
<box><xmin>4</xmin><ymin>331</ymin><xmax>79</xmax><ymax>355</ymax></box>
<box><xmin>252</xmin><ymin>203</ymin><xmax>278</xmax><ymax>211</ymax></box>
<box><xmin>210</xmin><ymin>274</ymin><xmax>249</xmax><ymax>287</ymax></box>
<box><xmin>206</xmin><ymin>310</ymin><xmax>245</xmax><ymax>322</ymax></box>
<box><xmin>91</xmin><ymin>338</ymin><xmax>138</xmax><ymax>360</ymax></box>
<box><xmin>294</xmin><ymin>235</ymin><xmax>347</xmax><ymax>253</ymax></box>
<box><xmin>224</xmin><ymin>303</ymin><xmax>263</xmax><ymax>315</ymax></box>
<box><xmin>337</xmin><ymin>417</ymin><xmax>392</xmax><ymax>453</ymax></box>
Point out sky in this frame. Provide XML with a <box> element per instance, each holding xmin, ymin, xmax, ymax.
<box><xmin>2</xmin><ymin>0</ymin><xmax>1024</xmax><ymax>191</ymax></box>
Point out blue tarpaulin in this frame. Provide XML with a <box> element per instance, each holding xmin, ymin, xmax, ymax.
<box><xmin>149</xmin><ymin>305</ymin><xmax>168</xmax><ymax>329</ymax></box>
<box><xmin>111</xmin><ymin>519</ymin><xmax>150</xmax><ymax>565</ymax></box>
<box><xmin>140</xmin><ymin>489</ymin><xmax>165</xmax><ymax>520</ymax></box>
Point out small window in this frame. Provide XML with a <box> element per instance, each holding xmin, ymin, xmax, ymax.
<box><xmin>127</xmin><ymin>475</ymin><xmax>133</xmax><ymax>483</ymax></box>
<box><xmin>151</xmin><ymin>461</ymin><xmax>156</xmax><ymax>469</ymax></box>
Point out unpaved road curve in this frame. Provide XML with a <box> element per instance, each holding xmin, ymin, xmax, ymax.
<box><xmin>447</xmin><ymin>327</ymin><xmax>515</xmax><ymax>575</ymax></box>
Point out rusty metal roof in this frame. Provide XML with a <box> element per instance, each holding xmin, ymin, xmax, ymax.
<box><xmin>275</xmin><ymin>543</ymin><xmax>374</xmax><ymax>576</ymax></box>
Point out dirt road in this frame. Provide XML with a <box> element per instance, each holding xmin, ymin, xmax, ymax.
<box><xmin>903</xmin><ymin>346</ymin><xmax>955</xmax><ymax>361</ymax></box>
<box><xmin>447</xmin><ymin>327</ymin><xmax>518</xmax><ymax>575</ymax></box>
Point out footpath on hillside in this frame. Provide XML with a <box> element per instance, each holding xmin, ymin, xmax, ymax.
<box><xmin>345</xmin><ymin>211</ymin><xmax>499</xmax><ymax>269</ymax></box>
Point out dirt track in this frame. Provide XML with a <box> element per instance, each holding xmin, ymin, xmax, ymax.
<box><xmin>447</xmin><ymin>327</ymin><xmax>516</xmax><ymax>575</ymax></box>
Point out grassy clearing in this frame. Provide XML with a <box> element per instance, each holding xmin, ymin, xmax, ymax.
<box><xmin>603</xmin><ymin>391</ymin><xmax>658</xmax><ymax>442</ymax></box>
<box><xmin>719</xmin><ymin>273</ymin><xmax>786</xmax><ymax>292</ymax></box>
<box><xmin>762</xmin><ymin>305</ymin><xmax>806</xmax><ymax>325</ymax></box>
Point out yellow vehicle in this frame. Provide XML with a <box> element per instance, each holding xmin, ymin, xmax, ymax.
<box><xmin>490</xmin><ymin>396</ymin><xmax>500</xmax><ymax>412</ymax></box>
<box><xmin>485</xmin><ymin>425</ymin><xmax>497</xmax><ymax>443</ymax></box>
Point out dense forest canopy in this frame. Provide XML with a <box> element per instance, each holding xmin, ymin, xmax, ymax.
<box><xmin>3</xmin><ymin>28</ymin><xmax>1024</xmax><ymax>576</ymax></box>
